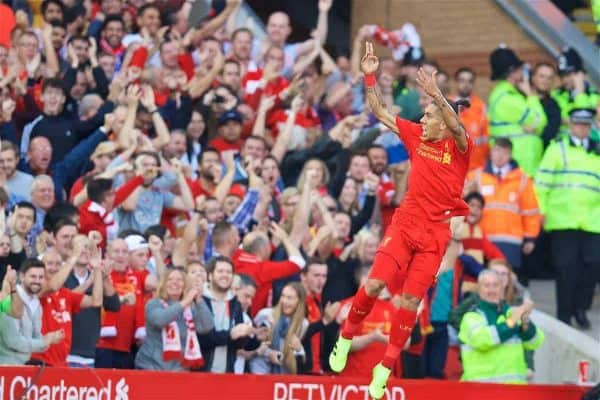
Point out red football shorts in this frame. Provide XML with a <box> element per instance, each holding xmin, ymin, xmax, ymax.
<box><xmin>369</xmin><ymin>212</ymin><xmax>451</xmax><ymax>298</ymax></box>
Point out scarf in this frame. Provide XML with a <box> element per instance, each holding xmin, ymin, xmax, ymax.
<box><xmin>161</xmin><ymin>301</ymin><xmax>204</xmax><ymax>369</ymax></box>
<box><xmin>270</xmin><ymin>316</ymin><xmax>290</xmax><ymax>374</ymax></box>
<box><xmin>99</xmin><ymin>38</ymin><xmax>125</xmax><ymax>57</ymax></box>
<box><xmin>87</xmin><ymin>201</ymin><xmax>119</xmax><ymax>242</ymax></box>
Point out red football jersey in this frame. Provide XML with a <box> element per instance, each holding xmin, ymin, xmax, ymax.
<box><xmin>340</xmin><ymin>297</ymin><xmax>396</xmax><ymax>377</ymax></box>
<box><xmin>31</xmin><ymin>288</ymin><xmax>84</xmax><ymax>366</ymax></box>
<box><xmin>97</xmin><ymin>269</ymin><xmax>148</xmax><ymax>352</ymax></box>
<box><xmin>392</xmin><ymin>117</ymin><xmax>472</xmax><ymax>223</ymax></box>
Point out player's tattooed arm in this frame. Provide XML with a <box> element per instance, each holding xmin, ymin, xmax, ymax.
<box><xmin>361</xmin><ymin>41</ymin><xmax>399</xmax><ymax>134</ymax></box>
<box><xmin>366</xmin><ymin>85</ymin><xmax>399</xmax><ymax>134</ymax></box>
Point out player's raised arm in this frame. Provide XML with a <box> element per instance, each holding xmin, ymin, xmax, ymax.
<box><xmin>416</xmin><ymin>67</ymin><xmax>469</xmax><ymax>152</ymax></box>
<box><xmin>362</xmin><ymin>42</ymin><xmax>399</xmax><ymax>134</ymax></box>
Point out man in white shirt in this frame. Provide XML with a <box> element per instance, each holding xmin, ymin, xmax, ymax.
<box><xmin>0</xmin><ymin>259</ymin><xmax>64</xmax><ymax>365</ymax></box>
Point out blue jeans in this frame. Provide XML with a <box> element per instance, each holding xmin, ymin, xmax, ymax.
<box><xmin>424</xmin><ymin>321</ymin><xmax>449</xmax><ymax>379</ymax></box>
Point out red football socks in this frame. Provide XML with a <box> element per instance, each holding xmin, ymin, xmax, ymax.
<box><xmin>341</xmin><ymin>286</ymin><xmax>377</xmax><ymax>339</ymax></box>
<box><xmin>381</xmin><ymin>307</ymin><xmax>418</xmax><ymax>369</ymax></box>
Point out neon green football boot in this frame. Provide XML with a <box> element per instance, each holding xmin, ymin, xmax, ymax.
<box><xmin>368</xmin><ymin>363</ymin><xmax>391</xmax><ymax>400</ymax></box>
<box><xmin>328</xmin><ymin>335</ymin><xmax>352</xmax><ymax>373</ymax></box>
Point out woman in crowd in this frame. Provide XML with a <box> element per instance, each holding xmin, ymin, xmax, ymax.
<box><xmin>251</xmin><ymin>282</ymin><xmax>308</xmax><ymax>374</ymax></box>
<box><xmin>135</xmin><ymin>268</ymin><xmax>214</xmax><ymax>371</ymax></box>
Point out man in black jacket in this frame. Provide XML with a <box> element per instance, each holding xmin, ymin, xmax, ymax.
<box><xmin>20</xmin><ymin>78</ymin><xmax>114</xmax><ymax>164</ymax></box>
<box><xmin>63</xmin><ymin>234</ymin><xmax>120</xmax><ymax>367</ymax></box>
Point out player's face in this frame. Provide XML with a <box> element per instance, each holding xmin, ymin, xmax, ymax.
<box><xmin>419</xmin><ymin>104</ymin><xmax>446</xmax><ymax>141</ymax></box>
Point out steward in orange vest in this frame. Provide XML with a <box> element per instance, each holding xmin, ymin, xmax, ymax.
<box><xmin>465</xmin><ymin>138</ymin><xmax>541</xmax><ymax>270</ymax></box>
<box><xmin>453</xmin><ymin>68</ymin><xmax>490</xmax><ymax>171</ymax></box>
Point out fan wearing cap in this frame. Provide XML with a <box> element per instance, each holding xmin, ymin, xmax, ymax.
<box><xmin>208</xmin><ymin>110</ymin><xmax>244</xmax><ymax>153</ymax></box>
<box><xmin>535</xmin><ymin>107</ymin><xmax>600</xmax><ymax>329</ymax></box>
<box><xmin>487</xmin><ymin>45</ymin><xmax>547</xmax><ymax>176</ymax></box>
<box><xmin>551</xmin><ymin>48</ymin><xmax>600</xmax><ymax>135</ymax></box>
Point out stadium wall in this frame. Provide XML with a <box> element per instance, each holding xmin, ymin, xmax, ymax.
<box><xmin>532</xmin><ymin>310</ymin><xmax>600</xmax><ymax>384</ymax></box>
<box><xmin>0</xmin><ymin>366</ymin><xmax>587</xmax><ymax>400</ymax></box>
<box><xmin>351</xmin><ymin>0</ymin><xmax>553</xmax><ymax>97</ymax></box>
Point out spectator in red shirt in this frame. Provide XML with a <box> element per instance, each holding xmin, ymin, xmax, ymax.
<box><xmin>208</xmin><ymin>110</ymin><xmax>244</xmax><ymax>154</ymax></box>
<box><xmin>96</xmin><ymin>238</ymin><xmax>150</xmax><ymax>369</ymax></box>
<box><xmin>78</xmin><ymin>175</ymin><xmax>144</xmax><ymax>249</ymax></box>
<box><xmin>212</xmin><ymin>220</ymin><xmax>306</xmax><ymax>316</ymax></box>
<box><xmin>242</xmin><ymin>45</ymin><xmax>289</xmax><ymax>111</ymax></box>
<box><xmin>30</xmin><ymin>245</ymin><xmax>103</xmax><ymax>366</ymax></box>
<box><xmin>337</xmin><ymin>267</ymin><xmax>398</xmax><ymax>378</ymax></box>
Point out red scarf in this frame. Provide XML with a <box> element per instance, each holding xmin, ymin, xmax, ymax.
<box><xmin>161</xmin><ymin>301</ymin><xmax>204</xmax><ymax>368</ymax></box>
<box><xmin>99</xmin><ymin>38</ymin><xmax>126</xmax><ymax>58</ymax></box>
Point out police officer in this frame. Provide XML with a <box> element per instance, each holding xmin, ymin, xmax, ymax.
<box><xmin>551</xmin><ymin>48</ymin><xmax>599</xmax><ymax>136</ymax></box>
<box><xmin>488</xmin><ymin>45</ymin><xmax>547</xmax><ymax>177</ymax></box>
<box><xmin>535</xmin><ymin>108</ymin><xmax>600</xmax><ymax>329</ymax></box>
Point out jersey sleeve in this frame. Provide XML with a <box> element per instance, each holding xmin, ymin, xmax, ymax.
<box><xmin>394</xmin><ymin>116</ymin><xmax>422</xmax><ymax>153</ymax></box>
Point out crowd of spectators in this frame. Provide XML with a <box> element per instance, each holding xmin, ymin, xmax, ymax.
<box><xmin>0</xmin><ymin>0</ymin><xmax>597</xmax><ymax>384</ymax></box>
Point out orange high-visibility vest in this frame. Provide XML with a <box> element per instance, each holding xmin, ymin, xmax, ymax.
<box><xmin>454</xmin><ymin>95</ymin><xmax>489</xmax><ymax>171</ymax></box>
<box><xmin>467</xmin><ymin>166</ymin><xmax>541</xmax><ymax>244</ymax></box>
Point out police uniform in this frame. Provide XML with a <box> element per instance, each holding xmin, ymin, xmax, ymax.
<box><xmin>487</xmin><ymin>46</ymin><xmax>547</xmax><ymax>176</ymax></box>
<box><xmin>535</xmin><ymin>108</ymin><xmax>600</xmax><ymax>327</ymax></box>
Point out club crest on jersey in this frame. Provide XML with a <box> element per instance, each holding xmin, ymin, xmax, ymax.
<box><xmin>442</xmin><ymin>142</ymin><xmax>452</xmax><ymax>164</ymax></box>
<box><xmin>442</xmin><ymin>152</ymin><xmax>452</xmax><ymax>164</ymax></box>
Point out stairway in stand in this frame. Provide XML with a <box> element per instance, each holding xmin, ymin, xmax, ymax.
<box><xmin>572</xmin><ymin>5</ymin><xmax>597</xmax><ymax>43</ymax></box>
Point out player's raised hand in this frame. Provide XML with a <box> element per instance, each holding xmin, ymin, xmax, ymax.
<box><xmin>416</xmin><ymin>67</ymin><xmax>442</xmax><ymax>98</ymax></box>
<box><xmin>360</xmin><ymin>41</ymin><xmax>379</xmax><ymax>75</ymax></box>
